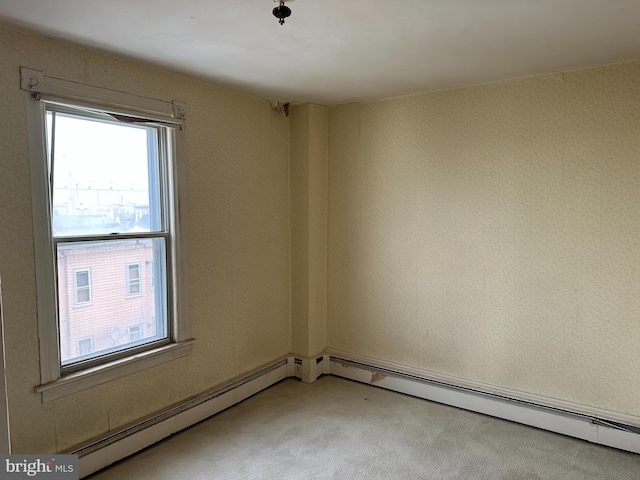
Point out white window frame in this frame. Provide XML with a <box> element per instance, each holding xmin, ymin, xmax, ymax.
<box><xmin>77</xmin><ymin>337</ymin><xmax>94</xmax><ymax>357</ymax></box>
<box><xmin>126</xmin><ymin>263</ymin><xmax>142</xmax><ymax>297</ymax></box>
<box><xmin>73</xmin><ymin>268</ymin><xmax>92</xmax><ymax>306</ymax></box>
<box><xmin>128</xmin><ymin>325</ymin><xmax>142</xmax><ymax>342</ymax></box>
<box><xmin>23</xmin><ymin>68</ymin><xmax>193</xmax><ymax>402</ymax></box>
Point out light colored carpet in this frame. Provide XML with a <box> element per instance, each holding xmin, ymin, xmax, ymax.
<box><xmin>89</xmin><ymin>376</ymin><xmax>640</xmax><ymax>479</ymax></box>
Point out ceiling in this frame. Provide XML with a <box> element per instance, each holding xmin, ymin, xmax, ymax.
<box><xmin>1</xmin><ymin>0</ymin><xmax>640</xmax><ymax>106</ymax></box>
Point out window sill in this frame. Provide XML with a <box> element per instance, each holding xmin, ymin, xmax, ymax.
<box><xmin>34</xmin><ymin>340</ymin><xmax>194</xmax><ymax>403</ymax></box>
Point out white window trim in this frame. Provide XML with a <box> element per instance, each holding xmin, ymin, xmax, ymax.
<box><xmin>126</xmin><ymin>263</ymin><xmax>142</xmax><ymax>298</ymax></box>
<box><xmin>128</xmin><ymin>325</ymin><xmax>142</xmax><ymax>342</ymax></box>
<box><xmin>23</xmin><ymin>67</ymin><xmax>192</xmax><ymax>402</ymax></box>
<box><xmin>74</xmin><ymin>268</ymin><xmax>92</xmax><ymax>305</ymax></box>
<box><xmin>77</xmin><ymin>337</ymin><xmax>94</xmax><ymax>356</ymax></box>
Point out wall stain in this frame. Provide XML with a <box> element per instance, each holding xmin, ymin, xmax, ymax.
<box><xmin>371</xmin><ymin>372</ymin><xmax>387</xmax><ymax>383</ymax></box>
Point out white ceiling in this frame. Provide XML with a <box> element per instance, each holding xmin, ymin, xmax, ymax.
<box><xmin>1</xmin><ymin>0</ymin><xmax>640</xmax><ymax>106</ymax></box>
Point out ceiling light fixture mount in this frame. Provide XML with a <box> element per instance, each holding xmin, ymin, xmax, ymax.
<box><xmin>273</xmin><ymin>0</ymin><xmax>293</xmax><ymax>25</ymax></box>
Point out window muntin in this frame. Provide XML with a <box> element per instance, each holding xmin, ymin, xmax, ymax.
<box><xmin>46</xmin><ymin>107</ymin><xmax>171</xmax><ymax>370</ymax></box>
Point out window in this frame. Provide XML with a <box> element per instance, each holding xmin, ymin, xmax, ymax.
<box><xmin>126</xmin><ymin>263</ymin><xmax>142</xmax><ymax>297</ymax></box>
<box><xmin>77</xmin><ymin>337</ymin><xmax>94</xmax><ymax>357</ymax></box>
<box><xmin>128</xmin><ymin>325</ymin><xmax>142</xmax><ymax>342</ymax></box>
<box><xmin>74</xmin><ymin>269</ymin><xmax>92</xmax><ymax>305</ymax></box>
<box><xmin>50</xmin><ymin>105</ymin><xmax>168</xmax><ymax>368</ymax></box>
<box><xmin>24</xmin><ymin>68</ymin><xmax>192</xmax><ymax>402</ymax></box>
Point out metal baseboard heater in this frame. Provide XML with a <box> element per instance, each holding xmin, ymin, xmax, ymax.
<box><xmin>72</xmin><ymin>352</ymin><xmax>640</xmax><ymax>477</ymax></box>
<box><xmin>71</xmin><ymin>358</ymin><xmax>288</xmax><ymax>460</ymax></box>
<box><xmin>330</xmin><ymin>355</ymin><xmax>640</xmax><ymax>435</ymax></box>
<box><xmin>326</xmin><ymin>351</ymin><xmax>640</xmax><ymax>454</ymax></box>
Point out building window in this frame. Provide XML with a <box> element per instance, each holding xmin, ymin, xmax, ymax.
<box><xmin>126</xmin><ymin>263</ymin><xmax>142</xmax><ymax>297</ymax></box>
<box><xmin>74</xmin><ymin>269</ymin><xmax>92</xmax><ymax>305</ymax></box>
<box><xmin>128</xmin><ymin>325</ymin><xmax>142</xmax><ymax>342</ymax></box>
<box><xmin>24</xmin><ymin>67</ymin><xmax>192</xmax><ymax>401</ymax></box>
<box><xmin>77</xmin><ymin>337</ymin><xmax>94</xmax><ymax>357</ymax></box>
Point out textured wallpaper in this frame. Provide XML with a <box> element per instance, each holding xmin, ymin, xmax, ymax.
<box><xmin>2</xmin><ymin>22</ymin><xmax>639</xmax><ymax>455</ymax></box>
<box><xmin>328</xmin><ymin>62</ymin><xmax>640</xmax><ymax>416</ymax></box>
<box><xmin>0</xmin><ymin>26</ymin><xmax>291</xmax><ymax>452</ymax></box>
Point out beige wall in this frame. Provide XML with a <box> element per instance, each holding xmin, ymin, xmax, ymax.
<box><xmin>0</xmin><ymin>26</ymin><xmax>291</xmax><ymax>452</ymax></box>
<box><xmin>290</xmin><ymin>104</ymin><xmax>328</xmax><ymax>358</ymax></box>
<box><xmin>307</xmin><ymin>105</ymin><xmax>329</xmax><ymax>356</ymax></box>
<box><xmin>2</xmin><ymin>22</ymin><xmax>640</xmax><ymax>454</ymax></box>
<box><xmin>328</xmin><ymin>62</ymin><xmax>640</xmax><ymax>416</ymax></box>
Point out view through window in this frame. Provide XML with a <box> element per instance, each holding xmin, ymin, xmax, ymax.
<box><xmin>47</xmin><ymin>111</ymin><xmax>169</xmax><ymax>367</ymax></box>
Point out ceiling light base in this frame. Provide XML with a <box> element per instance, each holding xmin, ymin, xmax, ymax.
<box><xmin>273</xmin><ymin>0</ymin><xmax>293</xmax><ymax>25</ymax></box>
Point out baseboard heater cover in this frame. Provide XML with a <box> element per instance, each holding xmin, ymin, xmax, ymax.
<box><xmin>327</xmin><ymin>353</ymin><xmax>640</xmax><ymax>455</ymax></box>
<box><xmin>74</xmin><ymin>351</ymin><xmax>639</xmax><ymax>477</ymax></box>
<box><xmin>75</xmin><ymin>358</ymin><xmax>291</xmax><ymax>477</ymax></box>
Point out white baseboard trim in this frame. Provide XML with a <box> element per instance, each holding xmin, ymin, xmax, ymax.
<box><xmin>75</xmin><ymin>350</ymin><xmax>639</xmax><ymax>477</ymax></box>
<box><xmin>326</xmin><ymin>349</ymin><xmax>640</xmax><ymax>455</ymax></box>
<box><xmin>76</xmin><ymin>357</ymin><xmax>291</xmax><ymax>478</ymax></box>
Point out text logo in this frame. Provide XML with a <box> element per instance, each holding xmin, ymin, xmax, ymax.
<box><xmin>1</xmin><ymin>455</ymin><xmax>77</xmax><ymax>479</ymax></box>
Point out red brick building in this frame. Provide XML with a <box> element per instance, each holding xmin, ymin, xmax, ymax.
<box><xmin>57</xmin><ymin>240</ymin><xmax>158</xmax><ymax>363</ymax></box>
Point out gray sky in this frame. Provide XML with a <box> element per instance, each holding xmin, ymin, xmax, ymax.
<box><xmin>49</xmin><ymin>112</ymin><xmax>151</xmax><ymax>195</ymax></box>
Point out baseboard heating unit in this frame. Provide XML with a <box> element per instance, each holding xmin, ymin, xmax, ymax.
<box><xmin>74</xmin><ymin>358</ymin><xmax>292</xmax><ymax>478</ymax></box>
<box><xmin>72</xmin><ymin>351</ymin><xmax>639</xmax><ymax>477</ymax></box>
<box><xmin>326</xmin><ymin>350</ymin><xmax>640</xmax><ymax>457</ymax></box>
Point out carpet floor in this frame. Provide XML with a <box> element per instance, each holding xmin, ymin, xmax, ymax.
<box><xmin>88</xmin><ymin>375</ymin><xmax>640</xmax><ymax>479</ymax></box>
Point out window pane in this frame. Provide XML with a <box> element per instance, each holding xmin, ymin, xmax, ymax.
<box><xmin>76</xmin><ymin>271</ymin><xmax>89</xmax><ymax>288</ymax></box>
<box><xmin>129</xmin><ymin>326</ymin><xmax>142</xmax><ymax>342</ymax></box>
<box><xmin>78</xmin><ymin>338</ymin><xmax>93</xmax><ymax>356</ymax></box>
<box><xmin>47</xmin><ymin>111</ymin><xmax>162</xmax><ymax>236</ymax></box>
<box><xmin>58</xmin><ymin>238</ymin><xmax>167</xmax><ymax>365</ymax></box>
<box><xmin>76</xmin><ymin>288</ymin><xmax>91</xmax><ymax>305</ymax></box>
<box><xmin>128</xmin><ymin>264</ymin><xmax>140</xmax><ymax>280</ymax></box>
